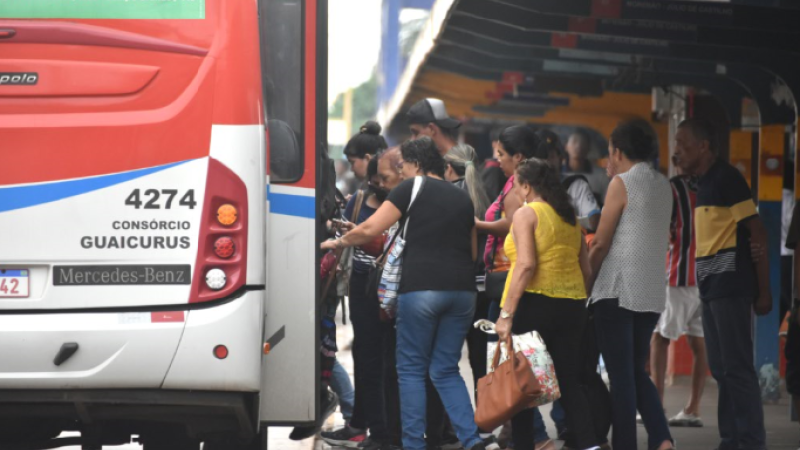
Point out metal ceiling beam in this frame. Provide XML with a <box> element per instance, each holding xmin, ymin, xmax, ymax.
<box><xmin>488</xmin><ymin>0</ymin><xmax>800</xmax><ymax>33</ymax></box>
<box><xmin>443</xmin><ymin>12</ymin><xmax>800</xmax><ymax>120</ymax></box>
<box><xmin>424</xmin><ymin>55</ymin><xmax>747</xmax><ymax>127</ymax></box>
<box><xmin>457</xmin><ymin>0</ymin><xmax>800</xmax><ymax>55</ymax></box>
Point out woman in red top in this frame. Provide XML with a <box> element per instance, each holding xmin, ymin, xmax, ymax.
<box><xmin>476</xmin><ymin>125</ymin><xmax>541</xmax><ymax>286</ymax></box>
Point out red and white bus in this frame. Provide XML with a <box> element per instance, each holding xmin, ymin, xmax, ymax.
<box><xmin>0</xmin><ymin>0</ymin><xmax>326</xmax><ymax>448</ymax></box>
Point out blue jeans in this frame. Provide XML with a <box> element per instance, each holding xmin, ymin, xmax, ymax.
<box><xmin>531</xmin><ymin>401</ymin><xmax>566</xmax><ymax>443</ymax></box>
<box><xmin>593</xmin><ymin>299</ymin><xmax>671</xmax><ymax>450</ymax></box>
<box><xmin>531</xmin><ymin>408</ymin><xmax>550</xmax><ymax>443</ymax></box>
<box><xmin>550</xmin><ymin>401</ymin><xmax>566</xmax><ymax>435</ymax></box>
<box><xmin>396</xmin><ymin>290</ymin><xmax>481</xmax><ymax>450</ymax></box>
<box><xmin>703</xmin><ymin>297</ymin><xmax>766</xmax><ymax>450</ymax></box>
<box><xmin>331</xmin><ymin>358</ymin><xmax>355</xmax><ymax>422</ymax></box>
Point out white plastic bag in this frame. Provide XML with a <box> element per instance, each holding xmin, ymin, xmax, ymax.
<box><xmin>474</xmin><ymin>319</ymin><xmax>561</xmax><ymax>407</ymax></box>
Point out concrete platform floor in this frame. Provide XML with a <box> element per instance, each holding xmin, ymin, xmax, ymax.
<box><xmin>57</xmin><ymin>315</ymin><xmax>800</xmax><ymax>449</ymax></box>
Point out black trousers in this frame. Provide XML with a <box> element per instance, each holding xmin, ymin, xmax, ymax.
<box><xmin>510</xmin><ymin>293</ymin><xmax>598</xmax><ymax>450</ymax></box>
<box><xmin>349</xmin><ymin>271</ymin><xmax>391</xmax><ymax>440</ymax></box>
<box><xmin>425</xmin><ymin>381</ymin><xmax>458</xmax><ymax>446</ymax></box>
<box><xmin>466</xmin><ymin>291</ymin><xmax>490</xmax><ymax>401</ymax></box>
<box><xmin>383</xmin><ymin>325</ymin><xmax>403</xmax><ymax>446</ymax></box>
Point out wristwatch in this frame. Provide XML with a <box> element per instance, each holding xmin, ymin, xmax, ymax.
<box><xmin>500</xmin><ymin>309</ymin><xmax>514</xmax><ymax>319</ymax></box>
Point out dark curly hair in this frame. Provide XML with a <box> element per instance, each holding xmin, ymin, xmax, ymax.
<box><xmin>400</xmin><ymin>137</ymin><xmax>445</xmax><ymax>178</ymax></box>
<box><xmin>344</xmin><ymin>121</ymin><xmax>388</xmax><ymax>159</ymax></box>
<box><xmin>516</xmin><ymin>158</ymin><xmax>576</xmax><ymax>226</ymax></box>
<box><xmin>499</xmin><ymin>125</ymin><xmax>541</xmax><ymax>159</ymax></box>
<box><xmin>609</xmin><ymin>121</ymin><xmax>656</xmax><ymax>162</ymax></box>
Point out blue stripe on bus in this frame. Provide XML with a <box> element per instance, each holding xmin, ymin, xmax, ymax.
<box><xmin>0</xmin><ymin>270</ymin><xmax>27</xmax><ymax>277</ymax></box>
<box><xmin>0</xmin><ymin>161</ymin><xmax>190</xmax><ymax>213</ymax></box>
<box><xmin>266</xmin><ymin>187</ymin><xmax>315</xmax><ymax>219</ymax></box>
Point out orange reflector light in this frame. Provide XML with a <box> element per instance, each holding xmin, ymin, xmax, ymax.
<box><xmin>214</xmin><ymin>237</ymin><xmax>235</xmax><ymax>258</ymax></box>
<box><xmin>217</xmin><ymin>204</ymin><xmax>238</xmax><ymax>226</ymax></box>
<box><xmin>213</xmin><ymin>345</ymin><xmax>228</xmax><ymax>359</ymax></box>
<box><xmin>263</xmin><ymin>343</ymin><xmax>271</xmax><ymax>355</ymax></box>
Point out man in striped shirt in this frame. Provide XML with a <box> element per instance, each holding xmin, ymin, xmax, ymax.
<box><xmin>674</xmin><ymin>118</ymin><xmax>769</xmax><ymax>450</ymax></box>
<box><xmin>650</xmin><ymin>160</ymin><xmax>708</xmax><ymax>428</ymax></box>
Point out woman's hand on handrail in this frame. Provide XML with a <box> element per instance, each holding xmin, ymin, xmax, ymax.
<box><xmin>320</xmin><ymin>201</ymin><xmax>403</xmax><ymax>250</ymax></box>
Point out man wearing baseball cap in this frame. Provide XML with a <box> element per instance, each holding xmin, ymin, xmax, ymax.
<box><xmin>406</xmin><ymin>98</ymin><xmax>461</xmax><ymax>155</ymax></box>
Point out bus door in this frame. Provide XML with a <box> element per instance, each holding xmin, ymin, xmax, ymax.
<box><xmin>259</xmin><ymin>0</ymin><xmax>327</xmax><ymax>424</ymax></box>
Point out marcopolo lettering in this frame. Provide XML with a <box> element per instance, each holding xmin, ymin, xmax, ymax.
<box><xmin>0</xmin><ymin>73</ymin><xmax>38</xmax><ymax>86</ymax></box>
<box><xmin>54</xmin><ymin>265</ymin><xmax>191</xmax><ymax>286</ymax></box>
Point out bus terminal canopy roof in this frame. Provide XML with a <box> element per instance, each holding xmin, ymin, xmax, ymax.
<box><xmin>378</xmin><ymin>0</ymin><xmax>800</xmax><ymax>147</ymax></box>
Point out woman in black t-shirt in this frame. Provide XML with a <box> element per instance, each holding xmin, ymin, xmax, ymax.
<box><xmin>323</xmin><ymin>137</ymin><xmax>483</xmax><ymax>450</ymax></box>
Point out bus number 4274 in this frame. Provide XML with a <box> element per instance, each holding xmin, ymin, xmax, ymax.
<box><xmin>125</xmin><ymin>189</ymin><xmax>197</xmax><ymax>210</ymax></box>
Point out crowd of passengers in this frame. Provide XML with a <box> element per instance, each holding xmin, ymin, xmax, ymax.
<box><xmin>300</xmin><ymin>97</ymin><xmax>783</xmax><ymax>450</ymax></box>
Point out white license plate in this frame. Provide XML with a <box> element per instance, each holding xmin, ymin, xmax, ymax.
<box><xmin>0</xmin><ymin>269</ymin><xmax>29</xmax><ymax>298</ymax></box>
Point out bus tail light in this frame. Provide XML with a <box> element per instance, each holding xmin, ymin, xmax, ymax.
<box><xmin>189</xmin><ymin>159</ymin><xmax>248</xmax><ymax>303</ymax></box>
<box><xmin>217</xmin><ymin>204</ymin><xmax>238</xmax><ymax>226</ymax></box>
<box><xmin>213</xmin><ymin>237</ymin><xmax>235</xmax><ymax>259</ymax></box>
<box><xmin>205</xmin><ymin>268</ymin><xmax>227</xmax><ymax>290</ymax></box>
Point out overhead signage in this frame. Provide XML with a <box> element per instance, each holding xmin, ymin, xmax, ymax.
<box><xmin>0</xmin><ymin>0</ymin><xmax>205</xmax><ymax>19</ymax></box>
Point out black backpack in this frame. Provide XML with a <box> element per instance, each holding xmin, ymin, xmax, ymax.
<box><xmin>562</xmin><ymin>173</ymin><xmax>589</xmax><ymax>191</ymax></box>
<box><xmin>562</xmin><ymin>173</ymin><xmax>603</xmax><ymax>207</ymax></box>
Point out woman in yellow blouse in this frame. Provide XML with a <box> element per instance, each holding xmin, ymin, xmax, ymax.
<box><xmin>494</xmin><ymin>158</ymin><xmax>600</xmax><ymax>450</ymax></box>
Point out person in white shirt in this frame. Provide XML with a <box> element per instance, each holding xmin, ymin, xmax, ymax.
<box><xmin>564</xmin><ymin>130</ymin><xmax>610</xmax><ymax>204</ymax></box>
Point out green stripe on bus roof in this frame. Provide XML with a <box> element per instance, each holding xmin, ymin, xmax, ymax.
<box><xmin>0</xmin><ymin>0</ymin><xmax>205</xmax><ymax>19</ymax></box>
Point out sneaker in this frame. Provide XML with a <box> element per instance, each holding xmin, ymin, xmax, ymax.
<box><xmin>668</xmin><ymin>410</ymin><xmax>703</xmax><ymax>427</ymax></box>
<box><xmin>428</xmin><ymin>437</ymin><xmax>463</xmax><ymax>450</ymax></box>
<box><xmin>289</xmin><ymin>390</ymin><xmax>340</xmax><ymax>441</ymax></box>
<box><xmin>321</xmin><ymin>426</ymin><xmax>367</xmax><ymax>448</ymax></box>
<box><xmin>358</xmin><ymin>438</ymin><xmax>401</xmax><ymax>450</ymax></box>
<box><xmin>467</xmin><ymin>442</ymin><xmax>486</xmax><ymax>450</ymax></box>
<box><xmin>482</xmin><ymin>435</ymin><xmax>500</xmax><ymax>450</ymax></box>
<box><xmin>562</xmin><ymin>445</ymin><xmax>610</xmax><ymax>450</ymax></box>
<box><xmin>534</xmin><ymin>440</ymin><xmax>556</xmax><ymax>450</ymax></box>
<box><xmin>496</xmin><ymin>422</ymin><xmax>512</xmax><ymax>449</ymax></box>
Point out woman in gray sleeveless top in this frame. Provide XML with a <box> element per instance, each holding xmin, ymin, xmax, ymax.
<box><xmin>588</xmin><ymin>122</ymin><xmax>674</xmax><ymax>450</ymax></box>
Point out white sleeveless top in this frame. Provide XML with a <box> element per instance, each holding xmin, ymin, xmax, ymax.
<box><xmin>590</xmin><ymin>163</ymin><xmax>672</xmax><ymax>313</ymax></box>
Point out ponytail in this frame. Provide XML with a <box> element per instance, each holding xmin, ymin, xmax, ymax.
<box><xmin>445</xmin><ymin>144</ymin><xmax>491</xmax><ymax>218</ymax></box>
<box><xmin>344</xmin><ymin>120</ymin><xmax>388</xmax><ymax>159</ymax></box>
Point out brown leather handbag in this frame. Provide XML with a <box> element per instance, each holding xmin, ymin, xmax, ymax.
<box><xmin>475</xmin><ymin>336</ymin><xmax>542</xmax><ymax>431</ymax></box>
